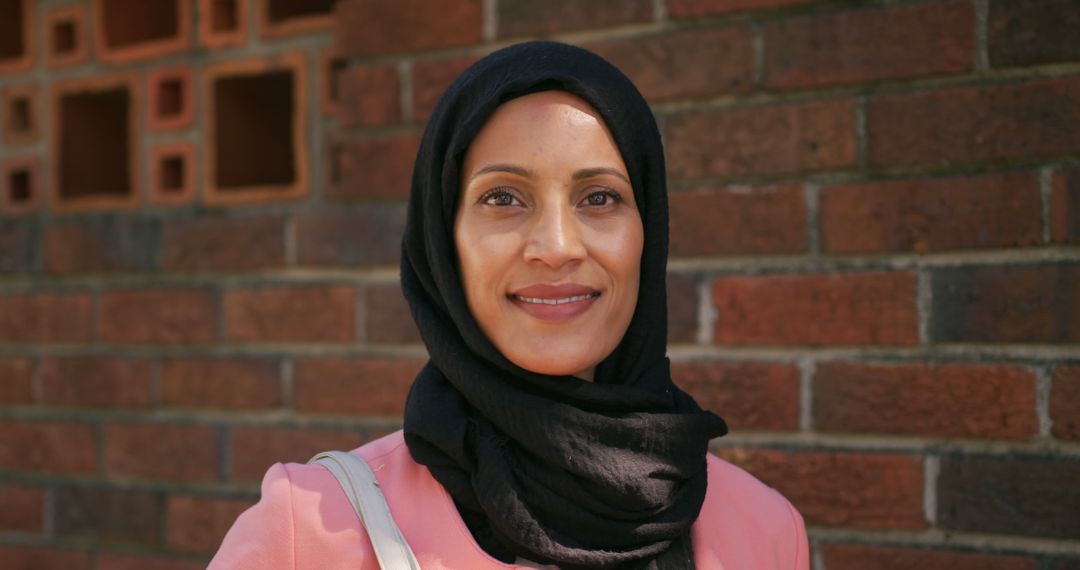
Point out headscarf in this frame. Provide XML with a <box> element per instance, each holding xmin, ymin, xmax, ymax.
<box><xmin>400</xmin><ymin>41</ymin><xmax>728</xmax><ymax>569</ymax></box>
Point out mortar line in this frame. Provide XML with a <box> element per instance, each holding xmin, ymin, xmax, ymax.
<box><xmin>973</xmin><ymin>0</ymin><xmax>990</xmax><ymax>71</ymax></box>
<box><xmin>1034</xmin><ymin>364</ymin><xmax>1053</xmax><ymax>438</ymax></box>
<box><xmin>1039</xmin><ymin>167</ymin><xmax>1054</xmax><ymax>244</ymax></box>
<box><xmin>653</xmin><ymin>0</ymin><xmax>668</xmax><ymax>22</ymax></box>
<box><xmin>281</xmin><ymin>358</ymin><xmax>295</xmax><ymax>410</ymax></box>
<box><xmin>798</xmin><ymin>358</ymin><xmax>815</xmax><ymax>431</ymax></box>
<box><xmin>283</xmin><ymin>215</ymin><xmax>297</xmax><ymax>266</ymax></box>
<box><xmin>923</xmin><ymin>454</ymin><xmax>940</xmax><ymax>526</ymax></box>
<box><xmin>398</xmin><ymin>60</ymin><xmax>414</xmax><ymax>125</ymax></box>
<box><xmin>917</xmin><ymin>270</ymin><xmax>933</xmax><ymax>345</ymax></box>
<box><xmin>752</xmin><ymin>23</ymin><xmax>766</xmax><ymax>87</ymax></box>
<box><xmin>483</xmin><ymin>0</ymin><xmax>498</xmax><ymax>42</ymax></box>
<box><xmin>854</xmin><ymin>95</ymin><xmax>869</xmax><ymax>170</ymax></box>
<box><xmin>695</xmin><ymin>277</ymin><xmax>715</xmax><ymax>345</ymax></box>
<box><xmin>804</xmin><ymin>183</ymin><xmax>822</xmax><ymax>255</ymax></box>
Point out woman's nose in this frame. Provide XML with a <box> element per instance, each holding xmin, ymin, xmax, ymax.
<box><xmin>523</xmin><ymin>203</ymin><xmax>587</xmax><ymax>268</ymax></box>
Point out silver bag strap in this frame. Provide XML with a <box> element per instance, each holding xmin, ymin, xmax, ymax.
<box><xmin>309</xmin><ymin>451</ymin><xmax>421</xmax><ymax>570</ymax></box>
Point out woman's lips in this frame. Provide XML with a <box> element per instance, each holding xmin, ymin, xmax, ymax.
<box><xmin>508</xmin><ymin>284</ymin><xmax>601</xmax><ymax>321</ymax></box>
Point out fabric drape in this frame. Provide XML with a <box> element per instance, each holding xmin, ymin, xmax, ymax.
<box><xmin>400</xmin><ymin>41</ymin><xmax>728</xmax><ymax>569</ymax></box>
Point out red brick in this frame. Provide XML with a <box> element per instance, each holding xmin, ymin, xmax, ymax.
<box><xmin>0</xmin><ymin>291</ymin><xmax>93</xmax><ymax>342</ymax></box>
<box><xmin>160</xmin><ymin>358</ymin><xmax>282</xmax><ymax>410</ymax></box>
<box><xmin>667</xmin><ymin>274</ymin><xmax>699</xmax><ymax>344</ymax></box>
<box><xmin>166</xmin><ymin>495</ymin><xmax>253</xmax><ymax>554</ymax></box>
<box><xmin>230</xmin><ymin>426</ymin><xmax>362</xmax><ymax>482</ymax></box>
<box><xmin>822</xmin><ymin>544</ymin><xmax>1037</xmax><ymax>570</ymax></box>
<box><xmin>586</xmin><ymin>26</ymin><xmax>753</xmax><ymax>103</ymax></box>
<box><xmin>40</xmin><ymin>357</ymin><xmax>153</xmax><ymax>409</ymax></box>
<box><xmin>335</xmin><ymin>0</ymin><xmax>481</xmax><ymax>57</ymax></box>
<box><xmin>412</xmin><ymin>55</ymin><xmax>480</xmax><ymax>122</ymax></box>
<box><xmin>669</xmin><ymin>185</ymin><xmax>806</xmax><ymax>257</ymax></box>
<box><xmin>96</xmin><ymin>553</ymin><xmax>206</xmax><ymax>570</ymax></box>
<box><xmin>717</xmin><ymin>448</ymin><xmax>925</xmax><ymax>529</ymax></box>
<box><xmin>1051</xmin><ymin>365</ymin><xmax>1080</xmax><ymax>441</ymax></box>
<box><xmin>43</xmin><ymin>220</ymin><xmax>157</xmax><ymax>274</ymax></box>
<box><xmin>821</xmin><ymin>172</ymin><xmax>1042</xmax><ymax>253</ymax></box>
<box><xmin>295</xmin><ymin>205</ymin><xmax>406</xmax><ymax>267</ymax></box>
<box><xmin>712</xmin><ymin>272</ymin><xmax>918</xmax><ymax>346</ymax></box>
<box><xmin>814</xmin><ymin>362</ymin><xmax>1037</xmax><ymax>439</ymax></box>
<box><xmin>938</xmin><ymin>456</ymin><xmax>1080</xmax><ymax>538</ymax></box>
<box><xmin>161</xmin><ymin>215</ymin><xmax>286</xmax><ymax>272</ymax></box>
<box><xmin>147</xmin><ymin>65</ymin><xmax>194</xmax><ymax>131</ymax></box>
<box><xmin>931</xmin><ymin>264</ymin><xmax>1080</xmax><ymax>343</ymax></box>
<box><xmin>365</xmin><ymin>284</ymin><xmax>421</xmax><ymax>344</ymax></box>
<box><xmin>103</xmin><ymin>423</ymin><xmax>219</xmax><ymax>482</ymax></box>
<box><xmin>0</xmin><ymin>223</ymin><xmax>31</xmax><ymax>272</ymax></box>
<box><xmin>989</xmin><ymin>0</ymin><xmax>1080</xmax><ymax>67</ymax></box>
<box><xmin>0</xmin><ymin>483</ymin><xmax>43</xmax><ymax>532</ymax></box>
<box><xmin>869</xmin><ymin>77</ymin><xmax>1080</xmax><ymax>169</ymax></box>
<box><xmin>0</xmin><ymin>545</ymin><xmax>92</xmax><ymax>570</ymax></box>
<box><xmin>497</xmin><ymin>0</ymin><xmax>652</xmax><ymax>38</ymax></box>
<box><xmin>666</xmin><ymin>100</ymin><xmax>856</xmax><ymax>180</ymax></box>
<box><xmin>53</xmin><ymin>486</ymin><xmax>161</xmax><ymax>546</ymax></box>
<box><xmin>672</xmin><ymin>362</ymin><xmax>799</xmax><ymax>431</ymax></box>
<box><xmin>329</xmin><ymin>131</ymin><xmax>421</xmax><ymax>201</ymax></box>
<box><xmin>1051</xmin><ymin>168</ymin><xmax>1080</xmax><ymax>243</ymax></box>
<box><xmin>668</xmin><ymin>0</ymin><xmax>817</xmax><ymax>17</ymax></box>
<box><xmin>99</xmin><ymin>288</ymin><xmax>217</xmax><ymax>344</ymax></box>
<box><xmin>338</xmin><ymin>64</ymin><xmax>401</xmax><ymax>128</ymax></box>
<box><xmin>149</xmin><ymin>141</ymin><xmax>196</xmax><ymax>205</ymax></box>
<box><xmin>765</xmin><ymin>1</ymin><xmax>973</xmax><ymax>88</ymax></box>
<box><xmin>0</xmin><ymin>420</ymin><xmax>97</xmax><ymax>475</ymax></box>
<box><xmin>223</xmin><ymin>285</ymin><xmax>356</xmax><ymax>343</ymax></box>
<box><xmin>293</xmin><ymin>358</ymin><xmax>423</xmax><ymax>416</ymax></box>
<box><xmin>0</xmin><ymin>357</ymin><xmax>33</xmax><ymax>404</ymax></box>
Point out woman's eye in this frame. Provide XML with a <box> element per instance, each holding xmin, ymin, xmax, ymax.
<box><xmin>582</xmin><ymin>190</ymin><xmax>620</xmax><ymax>207</ymax></box>
<box><xmin>480</xmin><ymin>188</ymin><xmax>520</xmax><ymax>206</ymax></box>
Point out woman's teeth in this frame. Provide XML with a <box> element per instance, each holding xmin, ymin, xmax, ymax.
<box><xmin>512</xmin><ymin>292</ymin><xmax>599</xmax><ymax>305</ymax></box>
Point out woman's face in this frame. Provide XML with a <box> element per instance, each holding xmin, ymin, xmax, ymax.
<box><xmin>455</xmin><ymin>91</ymin><xmax>644</xmax><ymax>381</ymax></box>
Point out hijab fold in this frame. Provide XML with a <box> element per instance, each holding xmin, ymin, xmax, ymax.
<box><xmin>401</xmin><ymin>41</ymin><xmax>728</xmax><ymax>569</ymax></box>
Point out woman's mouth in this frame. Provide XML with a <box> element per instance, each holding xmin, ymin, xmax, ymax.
<box><xmin>508</xmin><ymin>285</ymin><xmax>601</xmax><ymax>320</ymax></box>
<box><xmin>510</xmin><ymin>292</ymin><xmax>600</xmax><ymax>305</ymax></box>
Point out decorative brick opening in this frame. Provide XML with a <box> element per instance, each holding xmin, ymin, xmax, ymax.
<box><xmin>46</xmin><ymin>5</ymin><xmax>87</xmax><ymax>68</ymax></box>
<box><xmin>2</xmin><ymin>85</ymin><xmax>37</xmax><ymax>146</ymax></box>
<box><xmin>204</xmin><ymin>54</ymin><xmax>308</xmax><ymax>204</ymax></box>
<box><xmin>54</xmin><ymin>21</ymin><xmax>76</xmax><ymax>53</ymax></box>
<box><xmin>147</xmin><ymin>66</ymin><xmax>193</xmax><ymax>131</ymax></box>
<box><xmin>52</xmin><ymin>76</ymin><xmax>138</xmax><ymax>211</ymax></box>
<box><xmin>261</xmin><ymin>0</ymin><xmax>334</xmax><ymax>38</ymax></box>
<box><xmin>94</xmin><ymin>0</ymin><xmax>190</xmax><ymax>63</ymax></box>
<box><xmin>212</xmin><ymin>0</ymin><xmax>240</xmax><ymax>31</ymax></box>
<box><xmin>1</xmin><ymin>156</ymin><xmax>40</xmax><ymax>213</ymax></box>
<box><xmin>150</xmin><ymin>142</ymin><xmax>195</xmax><ymax>205</ymax></box>
<box><xmin>200</xmin><ymin>0</ymin><xmax>247</xmax><ymax>48</ymax></box>
<box><xmin>319</xmin><ymin>47</ymin><xmax>346</xmax><ymax>117</ymax></box>
<box><xmin>0</xmin><ymin>0</ymin><xmax>32</xmax><ymax>73</ymax></box>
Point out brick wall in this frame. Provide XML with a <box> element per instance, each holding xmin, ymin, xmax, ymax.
<box><xmin>1</xmin><ymin>0</ymin><xmax>1078</xmax><ymax>567</ymax></box>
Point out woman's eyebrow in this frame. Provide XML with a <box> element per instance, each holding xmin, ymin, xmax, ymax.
<box><xmin>468</xmin><ymin>163</ymin><xmax>534</xmax><ymax>182</ymax></box>
<box><xmin>573</xmin><ymin>167</ymin><xmax>630</xmax><ymax>185</ymax></box>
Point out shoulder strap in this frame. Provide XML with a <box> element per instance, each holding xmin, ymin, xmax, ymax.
<box><xmin>309</xmin><ymin>451</ymin><xmax>421</xmax><ymax>570</ymax></box>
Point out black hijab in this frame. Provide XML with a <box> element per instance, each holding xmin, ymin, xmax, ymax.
<box><xmin>400</xmin><ymin>41</ymin><xmax>728</xmax><ymax>569</ymax></box>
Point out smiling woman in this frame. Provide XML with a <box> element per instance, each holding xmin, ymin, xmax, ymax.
<box><xmin>455</xmin><ymin>90</ymin><xmax>643</xmax><ymax>381</ymax></box>
<box><xmin>210</xmin><ymin>41</ymin><xmax>809</xmax><ymax>570</ymax></box>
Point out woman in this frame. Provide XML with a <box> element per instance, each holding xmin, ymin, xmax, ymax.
<box><xmin>211</xmin><ymin>41</ymin><xmax>808</xmax><ymax>569</ymax></box>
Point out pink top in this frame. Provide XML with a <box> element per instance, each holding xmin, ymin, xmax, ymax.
<box><xmin>210</xmin><ymin>431</ymin><xmax>809</xmax><ymax>569</ymax></box>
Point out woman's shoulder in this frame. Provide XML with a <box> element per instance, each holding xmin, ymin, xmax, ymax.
<box><xmin>208</xmin><ymin>431</ymin><xmax>417</xmax><ymax>570</ymax></box>
<box><xmin>694</xmin><ymin>453</ymin><xmax>809</xmax><ymax>570</ymax></box>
